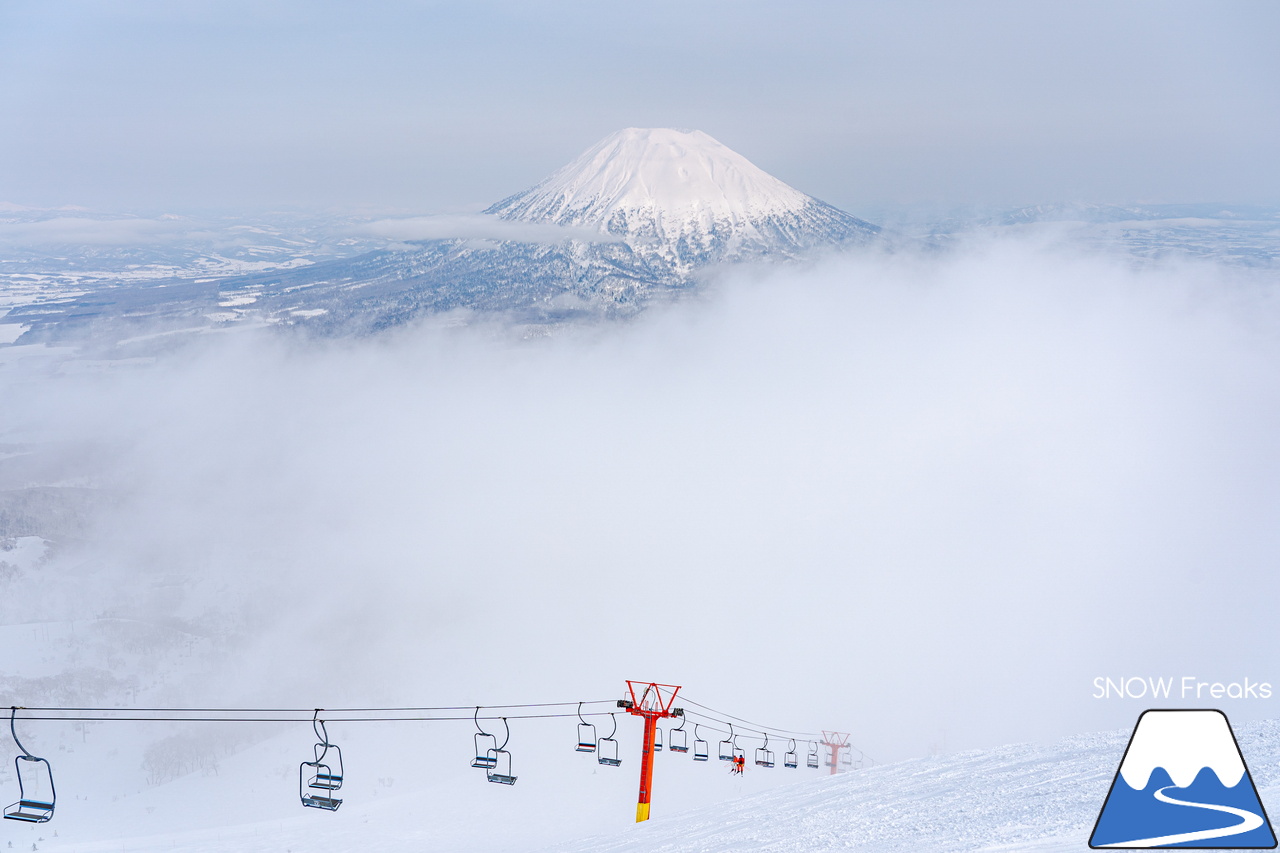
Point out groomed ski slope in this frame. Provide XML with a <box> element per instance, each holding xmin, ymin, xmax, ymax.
<box><xmin>553</xmin><ymin>723</ymin><xmax>1280</xmax><ymax>853</ymax></box>
<box><xmin>6</xmin><ymin>720</ymin><xmax>1277</xmax><ymax>852</ymax></box>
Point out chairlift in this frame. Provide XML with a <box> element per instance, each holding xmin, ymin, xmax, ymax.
<box><xmin>782</xmin><ymin>738</ymin><xmax>798</xmax><ymax>769</ymax></box>
<box><xmin>841</xmin><ymin>749</ymin><xmax>854</xmax><ymax>769</ymax></box>
<box><xmin>692</xmin><ymin>724</ymin><xmax>709</xmax><ymax>761</ymax></box>
<box><xmin>754</xmin><ymin>732</ymin><xmax>775</xmax><ymax>768</ymax></box>
<box><xmin>472</xmin><ymin>707</ymin><xmax>498</xmax><ymax>769</ymax></box>
<box><xmin>669</xmin><ymin>716</ymin><xmax>689</xmax><ymax>753</ymax></box>
<box><xmin>718</xmin><ymin>724</ymin><xmax>736</xmax><ymax>762</ymax></box>
<box><xmin>597</xmin><ymin>713</ymin><xmax>621</xmax><ymax>767</ymax></box>
<box><xmin>575</xmin><ymin>702</ymin><xmax>596</xmax><ymax>753</ymax></box>
<box><xmin>4</xmin><ymin>707</ymin><xmax>55</xmax><ymax>824</ymax></box>
<box><xmin>806</xmin><ymin>741</ymin><xmax>820</xmax><ymax>769</ymax></box>
<box><xmin>486</xmin><ymin>717</ymin><xmax>517</xmax><ymax>785</ymax></box>
<box><xmin>653</xmin><ymin>725</ymin><xmax>663</xmax><ymax>752</ymax></box>
<box><xmin>299</xmin><ymin>711</ymin><xmax>343</xmax><ymax>811</ymax></box>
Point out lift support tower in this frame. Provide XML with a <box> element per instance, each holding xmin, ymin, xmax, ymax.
<box><xmin>619</xmin><ymin>681</ymin><xmax>682</xmax><ymax>823</ymax></box>
<box><xmin>822</xmin><ymin>730</ymin><xmax>851</xmax><ymax>776</ymax></box>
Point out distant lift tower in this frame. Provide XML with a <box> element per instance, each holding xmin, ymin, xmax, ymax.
<box><xmin>822</xmin><ymin>730</ymin><xmax>851</xmax><ymax>776</ymax></box>
<box><xmin>618</xmin><ymin>681</ymin><xmax>682</xmax><ymax>823</ymax></box>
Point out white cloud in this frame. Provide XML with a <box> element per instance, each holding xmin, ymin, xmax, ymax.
<box><xmin>2</xmin><ymin>234</ymin><xmax>1278</xmax><ymax>773</ymax></box>
<box><xmin>0</xmin><ymin>216</ymin><xmax>196</xmax><ymax>246</ymax></box>
<box><xmin>356</xmin><ymin>214</ymin><xmax>621</xmax><ymax>245</ymax></box>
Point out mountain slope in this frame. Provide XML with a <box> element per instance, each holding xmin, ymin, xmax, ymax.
<box><xmin>5</xmin><ymin>130</ymin><xmax>879</xmax><ymax>343</ymax></box>
<box><xmin>12</xmin><ymin>721</ymin><xmax>1280</xmax><ymax>852</ymax></box>
<box><xmin>553</xmin><ymin>722</ymin><xmax>1280</xmax><ymax>853</ymax></box>
<box><xmin>487</xmin><ymin>128</ymin><xmax>878</xmax><ymax>274</ymax></box>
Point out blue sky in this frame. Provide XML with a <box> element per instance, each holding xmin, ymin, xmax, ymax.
<box><xmin>2</xmin><ymin>0</ymin><xmax>1277</xmax><ymax>212</ymax></box>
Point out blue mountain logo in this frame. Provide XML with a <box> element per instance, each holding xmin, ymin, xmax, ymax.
<box><xmin>1091</xmin><ymin>709</ymin><xmax>1276</xmax><ymax>848</ymax></box>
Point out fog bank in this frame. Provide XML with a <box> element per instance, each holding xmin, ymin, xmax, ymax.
<box><xmin>3</xmin><ymin>234</ymin><xmax>1279</xmax><ymax>764</ymax></box>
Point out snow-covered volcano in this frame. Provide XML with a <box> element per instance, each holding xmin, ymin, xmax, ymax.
<box><xmin>7</xmin><ymin>130</ymin><xmax>881</xmax><ymax>341</ymax></box>
<box><xmin>487</xmin><ymin>128</ymin><xmax>878</xmax><ymax>274</ymax></box>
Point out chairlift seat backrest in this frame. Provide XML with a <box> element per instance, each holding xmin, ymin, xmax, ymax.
<box><xmin>653</xmin><ymin>727</ymin><xmax>663</xmax><ymax>752</ymax></box>
<box><xmin>5</xmin><ymin>800</ymin><xmax>54</xmax><ymax>823</ymax></box>
<box><xmin>718</xmin><ymin>739</ymin><xmax>734</xmax><ymax>761</ymax></box>
<box><xmin>693</xmin><ymin>739</ymin><xmax>709</xmax><ymax>761</ymax></box>
<box><xmin>309</xmin><ymin>772</ymin><xmax>343</xmax><ymax>791</ymax></box>
<box><xmin>576</xmin><ymin>721</ymin><xmax>597</xmax><ymax>752</ymax></box>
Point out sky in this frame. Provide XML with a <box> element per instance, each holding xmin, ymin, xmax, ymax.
<box><xmin>1</xmin><ymin>0</ymin><xmax>1278</xmax><ymax>213</ymax></box>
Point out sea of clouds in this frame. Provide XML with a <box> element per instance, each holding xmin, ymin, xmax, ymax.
<box><xmin>2</xmin><ymin>231</ymin><xmax>1278</xmax><ymax>768</ymax></box>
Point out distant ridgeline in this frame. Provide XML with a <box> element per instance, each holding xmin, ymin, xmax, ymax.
<box><xmin>6</xmin><ymin>129</ymin><xmax>880</xmax><ymax>344</ymax></box>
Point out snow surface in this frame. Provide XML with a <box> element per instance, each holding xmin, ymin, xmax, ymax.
<box><xmin>5</xmin><ymin>715</ymin><xmax>1278</xmax><ymax>852</ymax></box>
<box><xmin>490</xmin><ymin>128</ymin><xmax>814</xmax><ymax>230</ymax></box>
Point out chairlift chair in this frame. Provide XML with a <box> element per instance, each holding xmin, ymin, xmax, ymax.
<box><xmin>783</xmin><ymin>738</ymin><xmax>798</xmax><ymax>769</ymax></box>
<box><xmin>653</xmin><ymin>725</ymin><xmax>663</xmax><ymax>752</ymax></box>
<box><xmin>718</xmin><ymin>724</ymin><xmax>736</xmax><ymax>762</ymax></box>
<box><xmin>4</xmin><ymin>708</ymin><xmax>55</xmax><ymax>824</ymax></box>
<box><xmin>575</xmin><ymin>702</ymin><xmax>596</xmax><ymax>753</ymax></box>
<box><xmin>472</xmin><ymin>707</ymin><xmax>499</xmax><ymax>769</ymax></box>
<box><xmin>486</xmin><ymin>718</ymin><xmax>518</xmax><ymax>785</ymax></box>
<box><xmin>597</xmin><ymin>713</ymin><xmax>622</xmax><ymax>767</ymax></box>
<box><xmin>693</xmin><ymin>724</ymin><xmax>710</xmax><ymax>761</ymax></box>
<box><xmin>486</xmin><ymin>748</ymin><xmax>517</xmax><ymax>785</ymax></box>
<box><xmin>299</xmin><ymin>712</ymin><xmax>343</xmax><ymax>811</ymax></box>
<box><xmin>669</xmin><ymin>717</ymin><xmax>689</xmax><ymax>753</ymax></box>
<box><xmin>841</xmin><ymin>749</ymin><xmax>854</xmax><ymax>769</ymax></box>
<box><xmin>806</xmin><ymin>741</ymin><xmax>820</xmax><ymax>769</ymax></box>
<box><xmin>754</xmin><ymin>732</ymin><xmax>775</xmax><ymax>768</ymax></box>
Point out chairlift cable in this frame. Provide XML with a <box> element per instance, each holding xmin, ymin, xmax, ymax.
<box><xmin>15</xmin><ymin>700</ymin><xmax>615</xmax><ymax>714</ymax></box>
<box><xmin>6</xmin><ymin>711</ymin><xmax>624</xmax><ymax>723</ymax></box>
<box><xmin>677</xmin><ymin>695</ymin><xmax>823</xmax><ymax>739</ymax></box>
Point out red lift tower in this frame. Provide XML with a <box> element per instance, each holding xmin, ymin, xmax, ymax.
<box><xmin>619</xmin><ymin>681</ymin><xmax>682</xmax><ymax>823</ymax></box>
<box><xmin>822</xmin><ymin>730</ymin><xmax>851</xmax><ymax>776</ymax></box>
